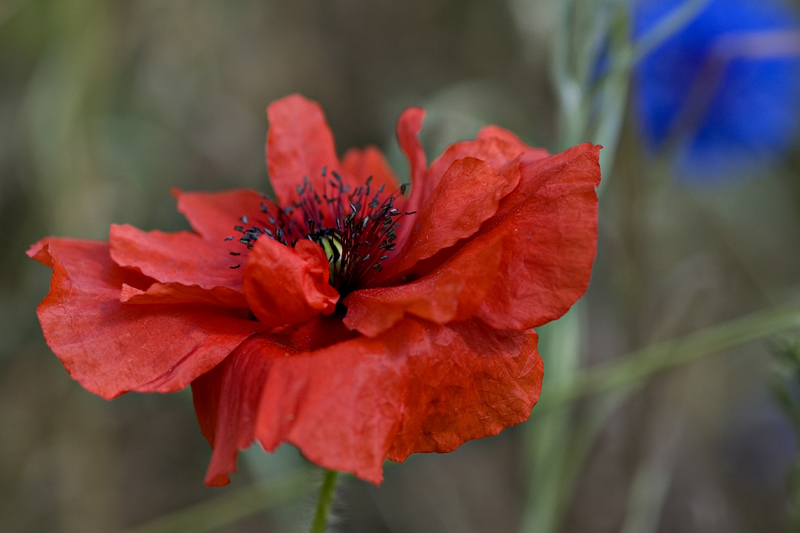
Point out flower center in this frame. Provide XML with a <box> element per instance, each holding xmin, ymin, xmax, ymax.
<box><xmin>227</xmin><ymin>168</ymin><xmax>412</xmax><ymax>295</ymax></box>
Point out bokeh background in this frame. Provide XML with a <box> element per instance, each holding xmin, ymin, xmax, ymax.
<box><xmin>2</xmin><ymin>0</ymin><xmax>800</xmax><ymax>531</ymax></box>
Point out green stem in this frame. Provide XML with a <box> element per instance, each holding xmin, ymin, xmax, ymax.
<box><xmin>539</xmin><ymin>301</ymin><xmax>800</xmax><ymax>411</ymax></box>
<box><xmin>631</xmin><ymin>0</ymin><xmax>713</xmax><ymax>64</ymax></box>
<box><xmin>521</xmin><ymin>304</ymin><xmax>584</xmax><ymax>533</ymax></box>
<box><xmin>598</xmin><ymin>0</ymin><xmax>713</xmax><ymax>104</ymax></box>
<box><xmin>310</xmin><ymin>470</ymin><xmax>339</xmax><ymax>533</ymax></box>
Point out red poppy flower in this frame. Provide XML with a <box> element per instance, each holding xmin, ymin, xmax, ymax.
<box><xmin>28</xmin><ymin>95</ymin><xmax>600</xmax><ymax>486</ymax></box>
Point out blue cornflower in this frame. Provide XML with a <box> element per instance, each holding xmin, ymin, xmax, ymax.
<box><xmin>632</xmin><ymin>0</ymin><xmax>800</xmax><ymax>183</ymax></box>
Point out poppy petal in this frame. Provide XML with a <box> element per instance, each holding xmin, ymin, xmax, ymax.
<box><xmin>195</xmin><ymin>331</ymin><xmax>401</xmax><ymax>485</ymax></box>
<box><xmin>475</xmin><ymin>143</ymin><xmax>601</xmax><ymax>329</ymax></box>
<box><xmin>109</xmin><ymin>224</ymin><xmax>244</xmax><ymax>291</ymax></box>
<box><xmin>383</xmin><ymin>157</ymin><xmax>511</xmax><ymax>277</ymax></box>
<box><xmin>397</xmin><ymin>107</ymin><xmax>427</xmax><ymax>207</ymax></box>
<box><xmin>341</xmin><ymin>145</ymin><xmax>401</xmax><ymax>195</ymax></box>
<box><xmin>191</xmin><ymin>358</ymin><xmax>222</xmax><ymax>448</ymax></box>
<box><xmin>28</xmin><ymin>238</ymin><xmax>265</xmax><ymax>399</ymax></box>
<box><xmin>426</xmin><ymin>137</ymin><xmax>526</xmax><ymax>195</ymax></box>
<box><xmin>418</xmin><ymin>126</ymin><xmax>548</xmax><ymax>208</ymax></box>
<box><xmin>174</xmin><ymin>188</ymin><xmax>268</xmax><ymax>242</ymax></box>
<box><xmin>475</xmin><ymin>124</ymin><xmax>547</xmax><ymax>154</ymax></box>
<box><xmin>120</xmin><ymin>282</ymin><xmax>248</xmax><ymax>308</ymax></box>
<box><xmin>345</xmin><ymin>144</ymin><xmax>600</xmax><ymax>336</ymax></box>
<box><xmin>243</xmin><ymin>238</ymin><xmax>339</xmax><ymax>330</ymax></box>
<box><xmin>191</xmin><ymin>338</ymin><xmax>278</xmax><ymax>486</ymax></box>
<box><xmin>254</xmin><ymin>328</ymin><xmax>410</xmax><ymax>485</ymax></box>
<box><xmin>386</xmin><ymin>319</ymin><xmax>542</xmax><ymax>461</ymax></box>
<box><xmin>342</xmin><ymin>234</ymin><xmax>503</xmax><ymax>337</ymax></box>
<box><xmin>194</xmin><ymin>317</ymin><xmax>541</xmax><ymax>486</ymax></box>
<box><xmin>266</xmin><ymin>94</ymin><xmax>342</xmax><ymax>207</ymax></box>
<box><xmin>194</xmin><ymin>324</ymin><xmax>405</xmax><ymax>486</ymax></box>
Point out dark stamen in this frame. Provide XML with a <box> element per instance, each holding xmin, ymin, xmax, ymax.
<box><xmin>226</xmin><ymin>176</ymin><xmax>411</xmax><ymax>294</ymax></box>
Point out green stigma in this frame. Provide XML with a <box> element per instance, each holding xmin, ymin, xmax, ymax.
<box><xmin>314</xmin><ymin>230</ymin><xmax>343</xmax><ymax>280</ymax></box>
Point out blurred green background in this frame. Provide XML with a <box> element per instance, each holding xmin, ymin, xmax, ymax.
<box><xmin>3</xmin><ymin>0</ymin><xmax>800</xmax><ymax>531</ymax></box>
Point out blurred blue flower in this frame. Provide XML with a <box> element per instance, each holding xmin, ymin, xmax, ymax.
<box><xmin>632</xmin><ymin>0</ymin><xmax>800</xmax><ymax>183</ymax></box>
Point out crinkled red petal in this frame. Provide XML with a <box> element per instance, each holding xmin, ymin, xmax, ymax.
<box><xmin>410</xmin><ymin>125</ymin><xmax>547</xmax><ymax>213</ymax></box>
<box><xmin>475</xmin><ymin>143</ymin><xmax>601</xmax><ymax>329</ymax></box>
<box><xmin>386</xmin><ymin>320</ymin><xmax>542</xmax><ymax>461</ymax></box>
<box><xmin>173</xmin><ymin>188</ymin><xmax>267</xmax><ymax>242</ymax></box>
<box><xmin>109</xmin><ymin>224</ymin><xmax>244</xmax><ymax>293</ymax></box>
<box><xmin>396</xmin><ymin>107</ymin><xmax>427</xmax><ymax>214</ymax></box>
<box><xmin>193</xmin><ymin>322</ymin><xmax>404</xmax><ymax>486</ymax></box>
<box><xmin>191</xmin><ymin>337</ymin><xmax>277</xmax><ymax>486</ymax></box>
<box><xmin>382</xmin><ymin>157</ymin><xmax>511</xmax><ymax>278</ymax></box>
<box><xmin>253</xmin><ymin>331</ymin><xmax>407</xmax><ymax>485</ymax></box>
<box><xmin>191</xmin><ymin>357</ymin><xmax>223</xmax><ymax>449</ymax></box>
<box><xmin>243</xmin><ymin>238</ymin><xmax>339</xmax><ymax>330</ymax></box>
<box><xmin>120</xmin><ymin>282</ymin><xmax>248</xmax><ymax>308</ymax></box>
<box><xmin>266</xmin><ymin>94</ymin><xmax>343</xmax><ymax>208</ymax></box>
<box><xmin>475</xmin><ymin>124</ymin><xmax>548</xmax><ymax>154</ymax></box>
<box><xmin>341</xmin><ymin>145</ymin><xmax>401</xmax><ymax>197</ymax></box>
<box><xmin>342</xmin><ymin>234</ymin><xmax>503</xmax><ymax>337</ymax></box>
<box><xmin>192</xmin><ymin>317</ymin><xmax>541</xmax><ymax>486</ymax></box>
<box><xmin>345</xmin><ymin>143</ymin><xmax>600</xmax><ymax>336</ymax></box>
<box><xmin>28</xmin><ymin>238</ymin><xmax>265</xmax><ymax>400</ymax></box>
<box><xmin>426</xmin><ymin>137</ymin><xmax>527</xmax><ymax>196</ymax></box>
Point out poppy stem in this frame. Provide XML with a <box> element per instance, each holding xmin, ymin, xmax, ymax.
<box><xmin>539</xmin><ymin>299</ymin><xmax>800</xmax><ymax>410</ymax></box>
<box><xmin>309</xmin><ymin>469</ymin><xmax>339</xmax><ymax>533</ymax></box>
